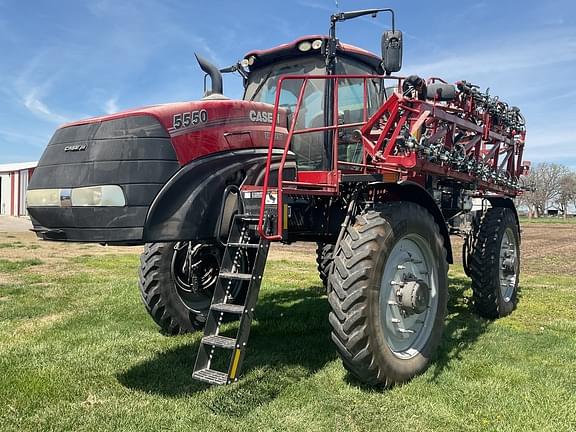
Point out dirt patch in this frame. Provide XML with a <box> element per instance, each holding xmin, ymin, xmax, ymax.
<box><xmin>0</xmin><ymin>216</ymin><xmax>33</xmax><ymax>233</ymax></box>
<box><xmin>520</xmin><ymin>224</ymin><xmax>576</xmax><ymax>276</ymax></box>
<box><xmin>0</xmin><ymin>273</ymin><xmax>14</xmax><ymax>285</ymax></box>
<box><xmin>14</xmin><ymin>312</ymin><xmax>70</xmax><ymax>334</ymax></box>
<box><xmin>452</xmin><ymin>223</ymin><xmax>575</xmax><ymax>277</ymax></box>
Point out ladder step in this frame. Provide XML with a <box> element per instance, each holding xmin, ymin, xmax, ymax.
<box><xmin>227</xmin><ymin>242</ymin><xmax>259</xmax><ymax>249</ymax></box>
<box><xmin>219</xmin><ymin>272</ymin><xmax>252</xmax><ymax>281</ymax></box>
<box><xmin>211</xmin><ymin>303</ymin><xmax>245</xmax><ymax>314</ymax></box>
<box><xmin>192</xmin><ymin>368</ymin><xmax>229</xmax><ymax>385</ymax></box>
<box><xmin>236</xmin><ymin>214</ymin><xmax>259</xmax><ymax>222</ymax></box>
<box><xmin>202</xmin><ymin>335</ymin><xmax>237</xmax><ymax>349</ymax></box>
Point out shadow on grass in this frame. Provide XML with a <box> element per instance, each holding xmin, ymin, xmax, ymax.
<box><xmin>428</xmin><ymin>274</ymin><xmax>490</xmax><ymax>381</ymax></box>
<box><xmin>118</xmin><ymin>277</ymin><xmax>492</xmax><ymax>410</ymax></box>
<box><xmin>117</xmin><ymin>286</ymin><xmax>336</xmax><ymax>414</ymax></box>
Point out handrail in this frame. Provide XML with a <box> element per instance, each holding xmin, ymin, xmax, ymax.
<box><xmin>257</xmin><ymin>74</ymin><xmax>402</xmax><ymax>240</ymax></box>
<box><xmin>257</xmin><ymin>76</ymin><xmax>308</xmax><ymax>240</ymax></box>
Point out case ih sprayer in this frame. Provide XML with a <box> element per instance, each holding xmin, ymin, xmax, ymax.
<box><xmin>26</xmin><ymin>8</ymin><xmax>527</xmax><ymax>387</ymax></box>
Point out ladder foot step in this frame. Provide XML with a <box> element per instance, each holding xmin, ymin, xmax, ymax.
<box><xmin>211</xmin><ymin>303</ymin><xmax>245</xmax><ymax>314</ymax></box>
<box><xmin>202</xmin><ymin>335</ymin><xmax>237</xmax><ymax>349</ymax></box>
<box><xmin>192</xmin><ymin>368</ymin><xmax>229</xmax><ymax>385</ymax></box>
<box><xmin>219</xmin><ymin>271</ymin><xmax>252</xmax><ymax>281</ymax></box>
<box><xmin>227</xmin><ymin>242</ymin><xmax>260</xmax><ymax>249</ymax></box>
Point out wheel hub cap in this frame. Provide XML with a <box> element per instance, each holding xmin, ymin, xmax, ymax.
<box><xmin>397</xmin><ymin>279</ymin><xmax>430</xmax><ymax>315</ymax></box>
<box><xmin>499</xmin><ymin>228</ymin><xmax>518</xmax><ymax>301</ymax></box>
<box><xmin>379</xmin><ymin>234</ymin><xmax>439</xmax><ymax>359</ymax></box>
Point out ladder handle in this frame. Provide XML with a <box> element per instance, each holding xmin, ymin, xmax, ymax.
<box><xmin>258</xmin><ymin>77</ymin><xmax>308</xmax><ymax>241</ymax></box>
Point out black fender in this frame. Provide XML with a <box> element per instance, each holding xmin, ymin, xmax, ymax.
<box><xmin>143</xmin><ymin>148</ymin><xmax>295</xmax><ymax>242</ymax></box>
<box><xmin>485</xmin><ymin>196</ymin><xmax>521</xmax><ymax>241</ymax></box>
<box><xmin>379</xmin><ymin>182</ymin><xmax>454</xmax><ymax>264</ymax></box>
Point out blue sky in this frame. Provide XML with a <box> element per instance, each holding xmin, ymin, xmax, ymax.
<box><xmin>0</xmin><ymin>0</ymin><xmax>574</xmax><ymax>168</ymax></box>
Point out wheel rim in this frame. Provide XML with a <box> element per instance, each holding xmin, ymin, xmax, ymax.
<box><xmin>170</xmin><ymin>242</ymin><xmax>220</xmax><ymax>313</ymax></box>
<box><xmin>499</xmin><ymin>228</ymin><xmax>518</xmax><ymax>302</ymax></box>
<box><xmin>379</xmin><ymin>234</ymin><xmax>439</xmax><ymax>359</ymax></box>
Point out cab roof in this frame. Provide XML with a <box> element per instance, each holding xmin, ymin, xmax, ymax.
<box><xmin>243</xmin><ymin>35</ymin><xmax>383</xmax><ymax>73</ymax></box>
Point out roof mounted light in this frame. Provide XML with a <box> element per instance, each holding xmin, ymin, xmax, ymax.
<box><xmin>312</xmin><ymin>39</ymin><xmax>323</xmax><ymax>50</ymax></box>
<box><xmin>240</xmin><ymin>56</ymin><xmax>255</xmax><ymax>68</ymax></box>
<box><xmin>298</xmin><ymin>41</ymin><xmax>312</xmax><ymax>52</ymax></box>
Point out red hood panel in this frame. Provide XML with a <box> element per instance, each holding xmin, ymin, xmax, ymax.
<box><xmin>61</xmin><ymin>99</ymin><xmax>288</xmax><ymax>165</ymax></box>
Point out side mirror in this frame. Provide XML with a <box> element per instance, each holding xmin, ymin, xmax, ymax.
<box><xmin>382</xmin><ymin>30</ymin><xmax>402</xmax><ymax>74</ymax></box>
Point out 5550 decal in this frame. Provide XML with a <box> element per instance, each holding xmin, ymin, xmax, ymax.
<box><xmin>173</xmin><ymin>109</ymin><xmax>208</xmax><ymax>129</ymax></box>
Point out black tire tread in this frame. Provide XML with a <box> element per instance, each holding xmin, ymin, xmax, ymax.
<box><xmin>316</xmin><ymin>242</ymin><xmax>335</xmax><ymax>288</ymax></box>
<box><xmin>469</xmin><ymin>207</ymin><xmax>520</xmax><ymax>319</ymax></box>
<box><xmin>138</xmin><ymin>243</ymin><xmax>204</xmax><ymax>335</ymax></box>
<box><xmin>328</xmin><ymin>202</ymin><xmax>448</xmax><ymax>386</ymax></box>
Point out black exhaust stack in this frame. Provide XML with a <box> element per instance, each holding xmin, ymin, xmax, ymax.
<box><xmin>195</xmin><ymin>53</ymin><xmax>223</xmax><ymax>96</ymax></box>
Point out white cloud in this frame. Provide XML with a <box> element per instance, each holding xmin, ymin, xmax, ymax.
<box><xmin>22</xmin><ymin>89</ymin><xmax>69</xmax><ymax>124</ymax></box>
<box><xmin>0</xmin><ymin>128</ymin><xmax>48</xmax><ymax>147</ymax></box>
<box><xmin>403</xmin><ymin>29</ymin><xmax>576</xmax><ymax>80</ymax></box>
<box><xmin>521</xmin><ymin>128</ymin><xmax>576</xmax><ymax>169</ymax></box>
<box><xmin>104</xmin><ymin>97</ymin><xmax>119</xmax><ymax>114</ymax></box>
<box><xmin>296</xmin><ymin>0</ymin><xmax>333</xmax><ymax>12</ymax></box>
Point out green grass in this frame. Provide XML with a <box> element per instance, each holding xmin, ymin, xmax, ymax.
<box><xmin>519</xmin><ymin>216</ymin><xmax>576</xmax><ymax>224</ymax></box>
<box><xmin>0</xmin><ymin>251</ymin><xmax>575</xmax><ymax>431</ymax></box>
<box><xmin>0</xmin><ymin>258</ymin><xmax>43</xmax><ymax>272</ymax></box>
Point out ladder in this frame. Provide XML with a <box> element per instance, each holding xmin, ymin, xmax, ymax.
<box><xmin>192</xmin><ymin>214</ymin><xmax>270</xmax><ymax>385</ymax></box>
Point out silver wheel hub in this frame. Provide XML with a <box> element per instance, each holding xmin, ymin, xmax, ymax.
<box><xmin>499</xmin><ymin>228</ymin><xmax>518</xmax><ymax>302</ymax></box>
<box><xmin>397</xmin><ymin>279</ymin><xmax>430</xmax><ymax>315</ymax></box>
<box><xmin>379</xmin><ymin>234</ymin><xmax>438</xmax><ymax>359</ymax></box>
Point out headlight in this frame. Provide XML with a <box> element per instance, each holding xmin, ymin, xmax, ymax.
<box><xmin>26</xmin><ymin>189</ymin><xmax>60</xmax><ymax>207</ymax></box>
<box><xmin>298</xmin><ymin>41</ymin><xmax>312</xmax><ymax>52</ymax></box>
<box><xmin>311</xmin><ymin>39</ymin><xmax>323</xmax><ymax>50</ymax></box>
<box><xmin>71</xmin><ymin>185</ymin><xmax>125</xmax><ymax>206</ymax></box>
<box><xmin>26</xmin><ymin>185</ymin><xmax>126</xmax><ymax>207</ymax></box>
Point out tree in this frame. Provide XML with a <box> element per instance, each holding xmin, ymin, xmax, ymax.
<box><xmin>522</xmin><ymin>163</ymin><xmax>570</xmax><ymax>217</ymax></box>
<box><xmin>557</xmin><ymin>173</ymin><xmax>576</xmax><ymax>218</ymax></box>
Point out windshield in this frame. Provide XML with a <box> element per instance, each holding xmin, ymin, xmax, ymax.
<box><xmin>244</xmin><ymin>56</ymin><xmax>381</xmax><ymax>171</ymax></box>
<box><xmin>244</xmin><ymin>56</ymin><xmax>326</xmax><ymax>106</ymax></box>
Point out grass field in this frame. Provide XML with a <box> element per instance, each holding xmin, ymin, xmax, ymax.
<box><xmin>519</xmin><ymin>216</ymin><xmax>576</xmax><ymax>224</ymax></box>
<box><xmin>0</xmin><ymin>223</ymin><xmax>575</xmax><ymax>431</ymax></box>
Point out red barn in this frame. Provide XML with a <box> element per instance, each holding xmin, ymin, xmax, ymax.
<box><xmin>0</xmin><ymin>162</ymin><xmax>38</xmax><ymax>217</ymax></box>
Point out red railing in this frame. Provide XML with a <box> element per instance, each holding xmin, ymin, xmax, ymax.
<box><xmin>257</xmin><ymin>74</ymin><xmax>402</xmax><ymax>240</ymax></box>
<box><xmin>257</xmin><ymin>73</ymin><xmax>526</xmax><ymax>240</ymax></box>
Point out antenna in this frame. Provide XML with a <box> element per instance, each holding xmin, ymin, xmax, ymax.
<box><xmin>335</xmin><ymin>0</ymin><xmax>340</xmax><ymax>11</ymax></box>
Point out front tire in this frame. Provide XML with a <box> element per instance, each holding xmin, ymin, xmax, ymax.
<box><xmin>139</xmin><ymin>242</ymin><xmax>237</xmax><ymax>334</ymax></box>
<box><xmin>328</xmin><ymin>202</ymin><xmax>448</xmax><ymax>386</ymax></box>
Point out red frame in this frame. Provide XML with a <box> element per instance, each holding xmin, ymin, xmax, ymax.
<box><xmin>257</xmin><ymin>74</ymin><xmax>526</xmax><ymax>240</ymax></box>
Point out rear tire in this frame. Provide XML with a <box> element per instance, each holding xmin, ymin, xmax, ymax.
<box><xmin>328</xmin><ymin>202</ymin><xmax>448</xmax><ymax>386</ymax></box>
<box><xmin>316</xmin><ymin>242</ymin><xmax>334</xmax><ymax>289</ymax></box>
<box><xmin>469</xmin><ymin>208</ymin><xmax>520</xmax><ymax>318</ymax></box>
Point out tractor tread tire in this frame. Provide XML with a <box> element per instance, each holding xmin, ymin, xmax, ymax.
<box><xmin>139</xmin><ymin>243</ymin><xmax>205</xmax><ymax>335</ymax></box>
<box><xmin>328</xmin><ymin>202</ymin><xmax>448</xmax><ymax>387</ymax></box>
<box><xmin>316</xmin><ymin>242</ymin><xmax>335</xmax><ymax>289</ymax></box>
<box><xmin>469</xmin><ymin>208</ymin><xmax>520</xmax><ymax>319</ymax></box>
